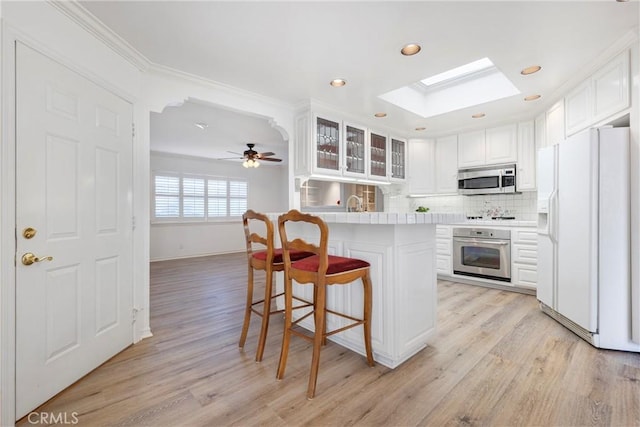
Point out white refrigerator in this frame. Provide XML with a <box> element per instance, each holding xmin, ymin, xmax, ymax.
<box><xmin>537</xmin><ymin>127</ymin><xmax>640</xmax><ymax>352</ymax></box>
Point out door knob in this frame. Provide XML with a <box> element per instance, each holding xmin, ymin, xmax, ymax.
<box><xmin>21</xmin><ymin>252</ymin><xmax>53</xmax><ymax>266</ymax></box>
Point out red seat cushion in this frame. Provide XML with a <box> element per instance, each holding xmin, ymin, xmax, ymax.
<box><xmin>291</xmin><ymin>255</ymin><xmax>370</xmax><ymax>275</ymax></box>
<box><xmin>252</xmin><ymin>249</ymin><xmax>314</xmax><ymax>264</ymax></box>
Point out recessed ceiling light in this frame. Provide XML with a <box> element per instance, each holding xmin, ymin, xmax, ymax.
<box><xmin>401</xmin><ymin>43</ymin><xmax>421</xmax><ymax>56</ymax></box>
<box><xmin>524</xmin><ymin>94</ymin><xmax>541</xmax><ymax>101</ymax></box>
<box><xmin>330</xmin><ymin>79</ymin><xmax>346</xmax><ymax>87</ymax></box>
<box><xmin>194</xmin><ymin>122</ymin><xmax>208</xmax><ymax>130</ymax></box>
<box><xmin>472</xmin><ymin>113</ymin><xmax>486</xmax><ymax>119</ymax></box>
<box><xmin>521</xmin><ymin>65</ymin><xmax>542</xmax><ymax>75</ymax></box>
<box><xmin>415</xmin><ymin>127</ymin><xmax>426</xmax><ymax>131</ymax></box>
<box><xmin>374</xmin><ymin>112</ymin><xmax>387</xmax><ymax>118</ymax></box>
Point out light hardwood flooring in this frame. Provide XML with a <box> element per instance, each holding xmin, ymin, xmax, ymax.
<box><xmin>19</xmin><ymin>253</ymin><xmax>640</xmax><ymax>426</ymax></box>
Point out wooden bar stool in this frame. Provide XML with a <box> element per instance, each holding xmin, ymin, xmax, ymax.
<box><xmin>238</xmin><ymin>210</ymin><xmax>314</xmax><ymax>362</ymax></box>
<box><xmin>276</xmin><ymin>209</ymin><xmax>375</xmax><ymax>399</ymax></box>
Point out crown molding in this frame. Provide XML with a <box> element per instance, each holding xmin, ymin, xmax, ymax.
<box><xmin>148</xmin><ymin>62</ymin><xmax>294</xmax><ymax>112</ymax></box>
<box><xmin>48</xmin><ymin>0</ymin><xmax>151</xmax><ymax>71</ymax></box>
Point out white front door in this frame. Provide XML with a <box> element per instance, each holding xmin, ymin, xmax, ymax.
<box><xmin>15</xmin><ymin>43</ymin><xmax>134</xmax><ymax>418</ymax></box>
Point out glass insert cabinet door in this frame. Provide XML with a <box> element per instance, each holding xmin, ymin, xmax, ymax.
<box><xmin>316</xmin><ymin>117</ymin><xmax>340</xmax><ymax>171</ymax></box>
<box><xmin>391</xmin><ymin>138</ymin><xmax>406</xmax><ymax>179</ymax></box>
<box><xmin>345</xmin><ymin>124</ymin><xmax>365</xmax><ymax>175</ymax></box>
<box><xmin>370</xmin><ymin>132</ymin><xmax>387</xmax><ymax>177</ymax></box>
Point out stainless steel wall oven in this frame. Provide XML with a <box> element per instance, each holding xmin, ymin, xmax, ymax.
<box><xmin>453</xmin><ymin>228</ymin><xmax>511</xmax><ymax>282</ymax></box>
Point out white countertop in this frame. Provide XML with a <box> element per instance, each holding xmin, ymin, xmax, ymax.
<box><xmin>269</xmin><ymin>212</ymin><xmax>466</xmax><ymax>225</ymax></box>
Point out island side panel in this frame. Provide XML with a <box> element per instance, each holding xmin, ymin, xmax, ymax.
<box><xmin>274</xmin><ymin>220</ymin><xmax>438</xmax><ymax>369</ymax></box>
<box><xmin>394</xmin><ymin>224</ymin><xmax>438</xmax><ymax>366</ymax></box>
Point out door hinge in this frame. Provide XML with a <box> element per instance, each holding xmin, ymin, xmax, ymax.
<box><xmin>132</xmin><ymin>216</ymin><xmax>136</xmax><ymax>230</ymax></box>
<box><xmin>132</xmin><ymin>307</ymin><xmax>139</xmax><ymax>324</ymax></box>
<box><xmin>132</xmin><ymin>123</ymin><xmax>136</xmax><ymax>138</ymax></box>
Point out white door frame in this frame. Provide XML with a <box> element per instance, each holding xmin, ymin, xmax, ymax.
<box><xmin>0</xmin><ymin>31</ymin><xmax>151</xmax><ymax>425</ymax></box>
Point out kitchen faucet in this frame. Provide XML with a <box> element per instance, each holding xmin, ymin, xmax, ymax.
<box><xmin>346</xmin><ymin>194</ymin><xmax>363</xmax><ymax>212</ymax></box>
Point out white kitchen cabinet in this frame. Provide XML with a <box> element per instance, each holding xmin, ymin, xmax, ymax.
<box><xmin>546</xmin><ymin>100</ymin><xmax>565</xmax><ymax>145</ymax></box>
<box><xmin>458</xmin><ymin>125</ymin><xmax>516</xmax><ymax>168</ymax></box>
<box><xmin>517</xmin><ymin>121</ymin><xmax>536</xmax><ymax>191</ymax></box>
<box><xmin>294</xmin><ymin>107</ymin><xmax>401</xmax><ymax>182</ymax></box>
<box><xmin>407</xmin><ymin>139</ymin><xmax>435</xmax><ymax>195</ymax></box>
<box><xmin>511</xmin><ymin>227</ymin><xmax>537</xmax><ymax>290</ymax></box>
<box><xmin>390</xmin><ymin>137</ymin><xmax>407</xmax><ymax>182</ymax></box>
<box><xmin>369</xmin><ymin>131</ymin><xmax>389</xmax><ymax>180</ymax></box>
<box><xmin>408</xmin><ymin>136</ymin><xmax>457</xmax><ymax>196</ymax></box>
<box><xmin>314</xmin><ymin>114</ymin><xmax>343</xmax><ymax>175</ymax></box>
<box><xmin>435</xmin><ymin>135</ymin><xmax>458</xmax><ymax>194</ymax></box>
<box><xmin>534</xmin><ymin>113</ymin><xmax>548</xmax><ymax>151</ymax></box>
<box><xmin>485</xmin><ymin>124</ymin><xmax>517</xmax><ymax>165</ymax></box>
<box><xmin>564</xmin><ymin>50</ymin><xmax>630</xmax><ymax>137</ymax></box>
<box><xmin>436</xmin><ymin>225</ymin><xmax>452</xmax><ymax>276</ymax></box>
<box><xmin>565</xmin><ymin>80</ymin><xmax>591</xmax><ymax>136</ymax></box>
<box><xmin>457</xmin><ymin>130</ymin><xmax>485</xmax><ymax>168</ymax></box>
<box><xmin>592</xmin><ymin>50</ymin><xmax>629</xmax><ymax>123</ymax></box>
<box><xmin>343</xmin><ymin>121</ymin><xmax>368</xmax><ymax>178</ymax></box>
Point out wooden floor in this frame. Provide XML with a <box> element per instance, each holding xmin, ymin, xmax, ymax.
<box><xmin>19</xmin><ymin>253</ymin><xmax>640</xmax><ymax>426</ymax></box>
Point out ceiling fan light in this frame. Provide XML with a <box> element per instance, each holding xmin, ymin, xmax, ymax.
<box><xmin>243</xmin><ymin>160</ymin><xmax>249</xmax><ymax>168</ymax></box>
<box><xmin>253</xmin><ymin>160</ymin><xmax>260</xmax><ymax>168</ymax></box>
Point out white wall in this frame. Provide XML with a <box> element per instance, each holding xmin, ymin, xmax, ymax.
<box><xmin>0</xmin><ymin>2</ymin><xmax>146</xmax><ymax>424</ymax></box>
<box><xmin>150</xmin><ymin>151</ymin><xmax>288</xmax><ymax>261</ymax></box>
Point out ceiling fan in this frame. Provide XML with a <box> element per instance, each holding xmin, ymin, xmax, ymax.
<box><xmin>220</xmin><ymin>143</ymin><xmax>282</xmax><ymax>168</ymax></box>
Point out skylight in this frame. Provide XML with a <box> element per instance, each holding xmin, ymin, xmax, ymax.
<box><xmin>420</xmin><ymin>57</ymin><xmax>494</xmax><ymax>87</ymax></box>
<box><xmin>379</xmin><ymin>57</ymin><xmax>520</xmax><ymax>119</ymax></box>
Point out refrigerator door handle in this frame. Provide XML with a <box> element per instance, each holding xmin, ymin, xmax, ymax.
<box><xmin>549</xmin><ymin>190</ymin><xmax>558</xmax><ymax>243</ymax></box>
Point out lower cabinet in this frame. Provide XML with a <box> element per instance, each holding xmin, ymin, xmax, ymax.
<box><xmin>511</xmin><ymin>228</ymin><xmax>538</xmax><ymax>290</ymax></box>
<box><xmin>436</xmin><ymin>225</ymin><xmax>452</xmax><ymax>276</ymax></box>
<box><xmin>438</xmin><ymin>224</ymin><xmax>537</xmax><ymax>291</ymax></box>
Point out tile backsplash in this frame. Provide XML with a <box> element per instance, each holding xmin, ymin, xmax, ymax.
<box><xmin>386</xmin><ymin>191</ymin><xmax>538</xmax><ymax>221</ymax></box>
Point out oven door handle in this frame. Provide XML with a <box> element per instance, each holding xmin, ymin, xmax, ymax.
<box><xmin>454</xmin><ymin>237</ymin><xmax>510</xmax><ymax>246</ymax></box>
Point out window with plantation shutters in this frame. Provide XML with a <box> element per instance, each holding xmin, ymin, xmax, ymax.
<box><xmin>154</xmin><ymin>175</ymin><xmax>180</xmax><ymax>218</ymax></box>
<box><xmin>152</xmin><ymin>172</ymin><xmax>247</xmax><ymax>222</ymax></box>
<box><xmin>229</xmin><ymin>181</ymin><xmax>248</xmax><ymax>216</ymax></box>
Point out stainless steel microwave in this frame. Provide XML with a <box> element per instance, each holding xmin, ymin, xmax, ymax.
<box><xmin>457</xmin><ymin>165</ymin><xmax>516</xmax><ymax>195</ymax></box>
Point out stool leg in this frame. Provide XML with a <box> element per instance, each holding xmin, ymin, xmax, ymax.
<box><xmin>255</xmin><ymin>266</ymin><xmax>274</xmax><ymax>362</ymax></box>
<box><xmin>239</xmin><ymin>262</ymin><xmax>254</xmax><ymax>349</ymax></box>
<box><xmin>362</xmin><ymin>271</ymin><xmax>375</xmax><ymax>367</ymax></box>
<box><xmin>276</xmin><ymin>274</ymin><xmax>293</xmax><ymax>380</ymax></box>
<box><xmin>313</xmin><ymin>285</ymin><xmax>327</xmax><ymax>346</ymax></box>
<box><xmin>307</xmin><ymin>282</ymin><xmax>326</xmax><ymax>399</ymax></box>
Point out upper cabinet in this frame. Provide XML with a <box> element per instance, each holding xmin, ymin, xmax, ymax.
<box><xmin>546</xmin><ymin>100</ymin><xmax>565</xmax><ymax>146</ymax></box>
<box><xmin>408</xmin><ymin>136</ymin><xmax>458</xmax><ymax>196</ymax></box>
<box><xmin>457</xmin><ymin>130</ymin><xmax>485</xmax><ymax>168</ymax></box>
<box><xmin>565</xmin><ymin>49</ymin><xmax>630</xmax><ymax>136</ymax></box>
<box><xmin>407</xmin><ymin>139</ymin><xmax>435</xmax><ymax>195</ymax></box>
<box><xmin>517</xmin><ymin>121</ymin><xmax>536</xmax><ymax>192</ymax></box>
<box><xmin>458</xmin><ymin>124</ymin><xmax>516</xmax><ymax>168</ymax></box>
<box><xmin>390</xmin><ymin>138</ymin><xmax>407</xmax><ymax>181</ymax></box>
<box><xmin>315</xmin><ymin>116</ymin><xmax>342</xmax><ymax>174</ymax></box>
<box><xmin>485</xmin><ymin>124</ymin><xmax>517</xmax><ymax>165</ymax></box>
<box><xmin>369</xmin><ymin>132</ymin><xmax>388</xmax><ymax>179</ymax></box>
<box><xmin>535</xmin><ymin>113</ymin><xmax>548</xmax><ymax>151</ymax></box>
<box><xmin>343</xmin><ymin>122</ymin><xmax>367</xmax><ymax>177</ymax></box>
<box><xmin>293</xmin><ymin>108</ymin><xmax>405</xmax><ymax>182</ymax></box>
<box><xmin>592</xmin><ymin>50</ymin><xmax>629</xmax><ymax>122</ymax></box>
<box><xmin>435</xmin><ymin>135</ymin><xmax>458</xmax><ymax>194</ymax></box>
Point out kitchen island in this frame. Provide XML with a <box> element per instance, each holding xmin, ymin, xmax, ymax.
<box><xmin>270</xmin><ymin>212</ymin><xmax>465</xmax><ymax>368</ymax></box>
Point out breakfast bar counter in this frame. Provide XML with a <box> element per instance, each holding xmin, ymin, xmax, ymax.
<box><xmin>270</xmin><ymin>212</ymin><xmax>464</xmax><ymax>368</ymax></box>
